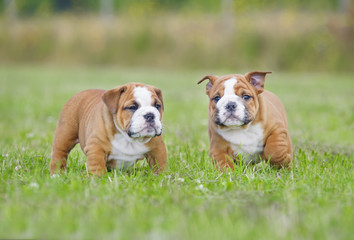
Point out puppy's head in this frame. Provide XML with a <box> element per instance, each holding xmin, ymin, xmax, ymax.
<box><xmin>198</xmin><ymin>71</ymin><xmax>271</xmax><ymax>129</ymax></box>
<box><xmin>102</xmin><ymin>83</ymin><xmax>164</xmax><ymax>139</ymax></box>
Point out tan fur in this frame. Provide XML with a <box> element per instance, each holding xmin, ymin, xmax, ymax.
<box><xmin>50</xmin><ymin>83</ymin><xmax>167</xmax><ymax>176</ymax></box>
<box><xmin>198</xmin><ymin>71</ymin><xmax>292</xmax><ymax>171</ymax></box>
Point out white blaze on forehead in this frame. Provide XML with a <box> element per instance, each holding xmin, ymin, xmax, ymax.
<box><xmin>223</xmin><ymin>78</ymin><xmax>237</xmax><ymax>96</ymax></box>
<box><xmin>133</xmin><ymin>87</ymin><xmax>152</xmax><ymax>107</ymax></box>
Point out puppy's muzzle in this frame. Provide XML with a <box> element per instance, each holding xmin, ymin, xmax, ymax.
<box><xmin>127</xmin><ymin>110</ymin><xmax>162</xmax><ymax>138</ymax></box>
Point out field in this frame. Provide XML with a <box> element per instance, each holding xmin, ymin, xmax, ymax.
<box><xmin>0</xmin><ymin>66</ymin><xmax>353</xmax><ymax>239</ymax></box>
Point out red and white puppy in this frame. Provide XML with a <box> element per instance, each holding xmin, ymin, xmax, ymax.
<box><xmin>198</xmin><ymin>71</ymin><xmax>292</xmax><ymax>170</ymax></box>
<box><xmin>50</xmin><ymin>83</ymin><xmax>167</xmax><ymax>176</ymax></box>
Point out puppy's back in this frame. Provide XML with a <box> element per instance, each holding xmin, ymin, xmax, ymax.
<box><xmin>61</xmin><ymin>89</ymin><xmax>105</xmax><ymax>119</ymax></box>
<box><xmin>261</xmin><ymin>90</ymin><xmax>288</xmax><ymax>128</ymax></box>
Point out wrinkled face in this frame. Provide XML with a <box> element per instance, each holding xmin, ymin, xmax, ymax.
<box><xmin>125</xmin><ymin>86</ymin><xmax>162</xmax><ymax>138</ymax></box>
<box><xmin>208</xmin><ymin>76</ymin><xmax>259</xmax><ymax>129</ymax></box>
<box><xmin>103</xmin><ymin>84</ymin><xmax>164</xmax><ymax>139</ymax></box>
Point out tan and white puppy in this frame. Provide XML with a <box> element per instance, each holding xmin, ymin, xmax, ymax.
<box><xmin>50</xmin><ymin>83</ymin><xmax>167</xmax><ymax>176</ymax></box>
<box><xmin>198</xmin><ymin>71</ymin><xmax>292</xmax><ymax>170</ymax></box>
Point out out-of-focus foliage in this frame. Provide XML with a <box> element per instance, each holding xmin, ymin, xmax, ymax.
<box><xmin>0</xmin><ymin>0</ymin><xmax>341</xmax><ymax>16</ymax></box>
<box><xmin>0</xmin><ymin>0</ymin><xmax>352</xmax><ymax>71</ymax></box>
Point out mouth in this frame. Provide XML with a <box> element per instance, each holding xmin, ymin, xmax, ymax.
<box><xmin>127</xmin><ymin>125</ymin><xmax>161</xmax><ymax>138</ymax></box>
<box><xmin>215</xmin><ymin>114</ymin><xmax>251</xmax><ymax>127</ymax></box>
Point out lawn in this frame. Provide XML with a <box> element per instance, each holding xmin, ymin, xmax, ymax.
<box><xmin>0</xmin><ymin>66</ymin><xmax>353</xmax><ymax>239</ymax></box>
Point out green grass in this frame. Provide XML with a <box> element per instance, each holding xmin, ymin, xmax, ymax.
<box><xmin>0</xmin><ymin>66</ymin><xmax>353</xmax><ymax>240</ymax></box>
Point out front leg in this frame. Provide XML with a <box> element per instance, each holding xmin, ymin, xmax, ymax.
<box><xmin>84</xmin><ymin>145</ymin><xmax>107</xmax><ymax>176</ymax></box>
<box><xmin>263</xmin><ymin>128</ymin><xmax>292</xmax><ymax>168</ymax></box>
<box><xmin>145</xmin><ymin>141</ymin><xmax>167</xmax><ymax>174</ymax></box>
<box><xmin>210</xmin><ymin>147</ymin><xmax>234</xmax><ymax>171</ymax></box>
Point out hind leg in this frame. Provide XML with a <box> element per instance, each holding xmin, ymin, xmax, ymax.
<box><xmin>50</xmin><ymin>117</ymin><xmax>79</xmax><ymax>175</ymax></box>
<box><xmin>263</xmin><ymin>128</ymin><xmax>292</xmax><ymax>168</ymax></box>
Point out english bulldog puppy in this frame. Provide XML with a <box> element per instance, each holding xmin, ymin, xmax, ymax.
<box><xmin>50</xmin><ymin>83</ymin><xmax>167</xmax><ymax>176</ymax></box>
<box><xmin>198</xmin><ymin>71</ymin><xmax>292</xmax><ymax>170</ymax></box>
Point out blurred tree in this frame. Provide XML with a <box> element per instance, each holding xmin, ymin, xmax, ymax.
<box><xmin>100</xmin><ymin>0</ymin><xmax>114</xmax><ymax>24</ymax></box>
<box><xmin>54</xmin><ymin>0</ymin><xmax>72</xmax><ymax>12</ymax></box>
<box><xmin>1</xmin><ymin>0</ymin><xmax>343</xmax><ymax>16</ymax></box>
<box><xmin>15</xmin><ymin>0</ymin><xmax>52</xmax><ymax>17</ymax></box>
<box><xmin>221</xmin><ymin>0</ymin><xmax>234</xmax><ymax>34</ymax></box>
<box><xmin>344</xmin><ymin>0</ymin><xmax>353</xmax><ymax>42</ymax></box>
<box><xmin>328</xmin><ymin>0</ymin><xmax>354</xmax><ymax>44</ymax></box>
<box><xmin>4</xmin><ymin>0</ymin><xmax>17</xmax><ymax>23</ymax></box>
<box><xmin>339</xmin><ymin>0</ymin><xmax>350</xmax><ymax>12</ymax></box>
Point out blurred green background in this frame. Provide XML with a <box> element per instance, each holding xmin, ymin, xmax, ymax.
<box><xmin>1</xmin><ymin>0</ymin><xmax>353</xmax><ymax>71</ymax></box>
<box><xmin>0</xmin><ymin>3</ymin><xmax>353</xmax><ymax>239</ymax></box>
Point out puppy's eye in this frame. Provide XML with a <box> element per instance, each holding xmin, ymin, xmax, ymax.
<box><xmin>213</xmin><ymin>96</ymin><xmax>221</xmax><ymax>103</ymax></box>
<box><xmin>128</xmin><ymin>105</ymin><xmax>138</xmax><ymax>111</ymax></box>
<box><xmin>242</xmin><ymin>95</ymin><xmax>252</xmax><ymax>101</ymax></box>
<box><xmin>154</xmin><ymin>102</ymin><xmax>161</xmax><ymax>110</ymax></box>
<box><xmin>124</xmin><ymin>103</ymin><xmax>139</xmax><ymax>111</ymax></box>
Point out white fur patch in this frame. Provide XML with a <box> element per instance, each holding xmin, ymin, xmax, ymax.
<box><xmin>223</xmin><ymin>78</ymin><xmax>237</xmax><ymax>95</ymax></box>
<box><xmin>134</xmin><ymin>87</ymin><xmax>152</xmax><ymax>107</ymax></box>
<box><xmin>217</xmin><ymin>123</ymin><xmax>264</xmax><ymax>161</ymax></box>
<box><xmin>108</xmin><ymin>133</ymin><xmax>150</xmax><ymax>169</ymax></box>
<box><xmin>216</xmin><ymin>78</ymin><xmax>246</xmax><ymax>126</ymax></box>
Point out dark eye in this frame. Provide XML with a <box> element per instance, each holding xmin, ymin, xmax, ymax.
<box><xmin>124</xmin><ymin>102</ymin><xmax>139</xmax><ymax>111</ymax></box>
<box><xmin>243</xmin><ymin>95</ymin><xmax>252</xmax><ymax>101</ymax></box>
<box><xmin>213</xmin><ymin>96</ymin><xmax>221</xmax><ymax>103</ymax></box>
<box><xmin>154</xmin><ymin>102</ymin><xmax>161</xmax><ymax>110</ymax></box>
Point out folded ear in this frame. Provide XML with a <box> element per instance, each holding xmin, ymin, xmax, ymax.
<box><xmin>102</xmin><ymin>86</ymin><xmax>127</xmax><ymax>114</ymax></box>
<box><xmin>153</xmin><ymin>87</ymin><xmax>164</xmax><ymax>111</ymax></box>
<box><xmin>245</xmin><ymin>71</ymin><xmax>272</xmax><ymax>94</ymax></box>
<box><xmin>197</xmin><ymin>75</ymin><xmax>219</xmax><ymax>94</ymax></box>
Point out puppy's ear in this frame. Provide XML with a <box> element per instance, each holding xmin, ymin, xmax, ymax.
<box><xmin>197</xmin><ymin>75</ymin><xmax>219</xmax><ymax>95</ymax></box>
<box><xmin>245</xmin><ymin>71</ymin><xmax>271</xmax><ymax>94</ymax></box>
<box><xmin>102</xmin><ymin>86</ymin><xmax>127</xmax><ymax>114</ymax></box>
<box><xmin>153</xmin><ymin>87</ymin><xmax>164</xmax><ymax>111</ymax></box>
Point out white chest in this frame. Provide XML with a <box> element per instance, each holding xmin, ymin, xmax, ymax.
<box><xmin>108</xmin><ymin>133</ymin><xmax>150</xmax><ymax>169</ymax></box>
<box><xmin>217</xmin><ymin>123</ymin><xmax>264</xmax><ymax>160</ymax></box>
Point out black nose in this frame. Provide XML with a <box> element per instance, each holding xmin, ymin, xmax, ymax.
<box><xmin>144</xmin><ymin>113</ymin><xmax>155</xmax><ymax>122</ymax></box>
<box><xmin>225</xmin><ymin>102</ymin><xmax>237</xmax><ymax>112</ymax></box>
